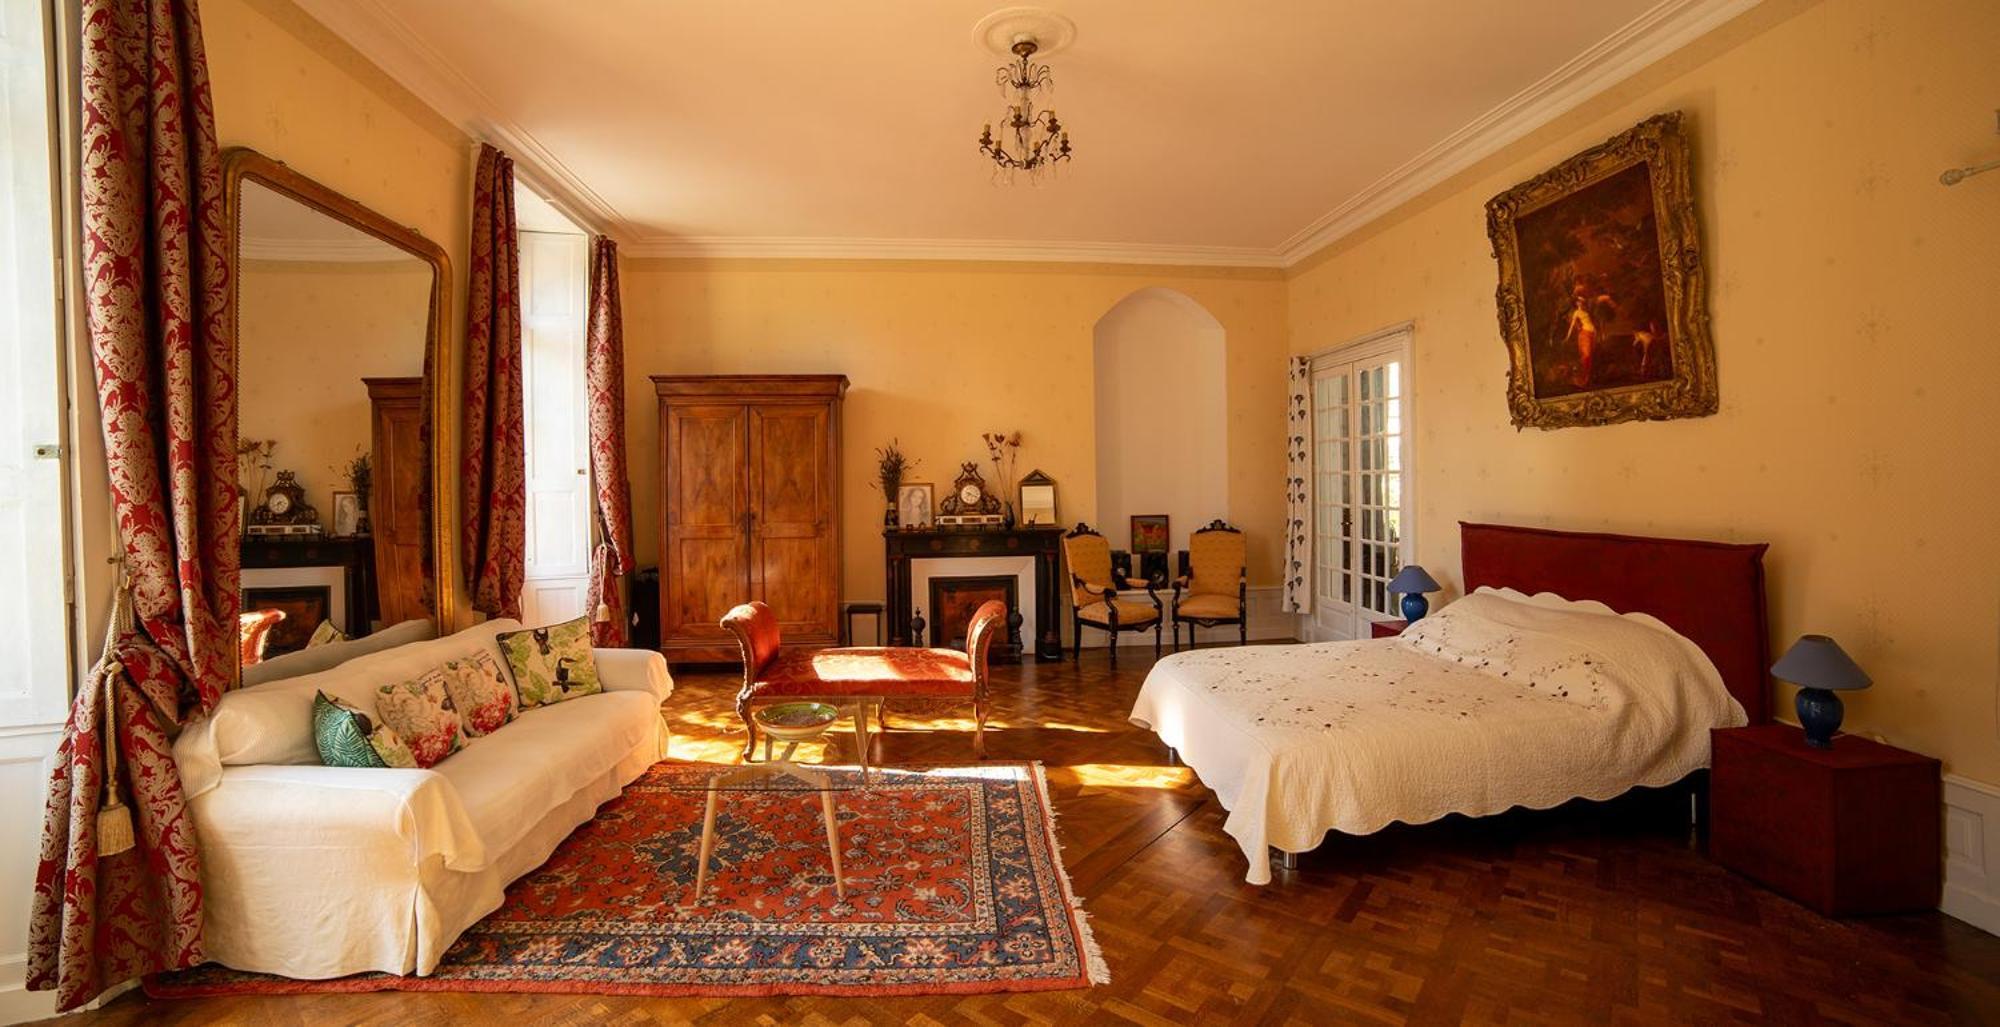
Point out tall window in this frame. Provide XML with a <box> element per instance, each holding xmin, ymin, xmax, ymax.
<box><xmin>516</xmin><ymin>221</ymin><xmax>591</xmax><ymax>624</ymax></box>
<box><xmin>1308</xmin><ymin>326</ymin><xmax>1412</xmax><ymax>641</ymax></box>
<box><xmin>0</xmin><ymin>0</ymin><xmax>69</xmax><ymax>726</ymax></box>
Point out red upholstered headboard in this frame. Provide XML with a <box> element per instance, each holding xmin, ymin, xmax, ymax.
<box><xmin>1459</xmin><ymin>522</ymin><xmax>1771</xmax><ymax>723</ymax></box>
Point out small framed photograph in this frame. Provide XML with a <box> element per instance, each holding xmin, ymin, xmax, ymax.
<box><xmin>331</xmin><ymin>490</ymin><xmax>363</xmax><ymax>537</ymax></box>
<box><xmin>896</xmin><ymin>483</ymin><xmax>935</xmax><ymax>529</ymax></box>
<box><xmin>1130</xmin><ymin>514</ymin><xmax>1169</xmax><ymax>553</ymax></box>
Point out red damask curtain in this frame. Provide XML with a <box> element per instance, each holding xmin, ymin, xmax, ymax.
<box><xmin>583</xmin><ymin>236</ymin><xmax>634</xmax><ymax>646</ymax></box>
<box><xmin>462</xmin><ymin>144</ymin><xmax>526</xmax><ymax>619</ymax></box>
<box><xmin>30</xmin><ymin>0</ymin><xmax>237</xmax><ymax>1010</ymax></box>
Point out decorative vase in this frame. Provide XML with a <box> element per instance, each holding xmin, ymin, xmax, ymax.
<box><xmin>884</xmin><ymin>502</ymin><xmax>898</xmax><ymax>528</ymax></box>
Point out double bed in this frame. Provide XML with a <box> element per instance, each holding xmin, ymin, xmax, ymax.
<box><xmin>1128</xmin><ymin>522</ymin><xmax>1771</xmax><ymax>884</ymax></box>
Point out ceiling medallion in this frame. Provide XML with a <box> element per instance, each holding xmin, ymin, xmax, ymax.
<box><xmin>973</xmin><ymin>8</ymin><xmax>1076</xmax><ymax>182</ymax></box>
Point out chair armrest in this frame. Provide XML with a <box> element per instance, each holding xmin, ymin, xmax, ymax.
<box><xmin>1072</xmin><ymin>575</ymin><xmax>1118</xmax><ymax>601</ymax></box>
<box><xmin>1123</xmin><ymin>577</ymin><xmax>1152</xmax><ymax>589</ymax></box>
<box><xmin>191</xmin><ymin>764</ymin><xmax>487</xmax><ymax>872</ymax></box>
<box><xmin>594</xmin><ymin>647</ymin><xmax>675</xmax><ymax>703</ymax></box>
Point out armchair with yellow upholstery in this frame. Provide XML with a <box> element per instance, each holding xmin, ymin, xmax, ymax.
<box><xmin>1060</xmin><ymin>523</ymin><xmax>1163</xmax><ymax>664</ymax></box>
<box><xmin>1172</xmin><ymin>519</ymin><xmax>1247</xmax><ymax>651</ymax></box>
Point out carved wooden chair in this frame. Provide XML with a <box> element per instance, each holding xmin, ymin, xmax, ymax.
<box><xmin>1172</xmin><ymin>519</ymin><xmax>1248</xmax><ymax>651</ymax></box>
<box><xmin>1060</xmin><ymin>523</ymin><xmax>1163</xmax><ymax>664</ymax></box>
<box><xmin>721</xmin><ymin>599</ymin><xmax>1006</xmax><ymax>764</ymax></box>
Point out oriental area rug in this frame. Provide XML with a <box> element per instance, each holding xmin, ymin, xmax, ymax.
<box><xmin>148</xmin><ymin>761</ymin><xmax>1105</xmax><ymax>998</ymax></box>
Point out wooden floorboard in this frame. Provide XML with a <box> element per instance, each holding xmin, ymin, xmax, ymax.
<box><xmin>50</xmin><ymin>646</ymin><xmax>2000</xmax><ymax>1025</ymax></box>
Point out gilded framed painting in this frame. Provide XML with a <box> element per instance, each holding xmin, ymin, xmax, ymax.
<box><xmin>1484</xmin><ymin>112</ymin><xmax>1717</xmax><ymax>430</ymax></box>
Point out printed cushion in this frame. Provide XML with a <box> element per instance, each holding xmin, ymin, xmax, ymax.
<box><xmin>442</xmin><ymin>649</ymin><xmax>519</xmax><ymax>737</ymax></box>
<box><xmin>374</xmin><ymin>670</ymin><xmax>465</xmax><ymax>768</ymax></box>
<box><xmin>306</xmin><ymin>620</ymin><xmax>349</xmax><ymax>648</ymax></box>
<box><xmin>311</xmin><ymin>690</ymin><xmax>416</xmax><ymax>769</ymax></box>
<box><xmin>497</xmin><ymin>617</ymin><xmax>602</xmax><ymax>708</ymax></box>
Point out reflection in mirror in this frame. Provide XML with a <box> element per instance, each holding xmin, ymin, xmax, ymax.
<box><xmin>236</xmin><ymin>176</ymin><xmax>435</xmax><ymax>665</ymax></box>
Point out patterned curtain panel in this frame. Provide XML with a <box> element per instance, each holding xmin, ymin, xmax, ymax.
<box><xmin>1282</xmin><ymin>355</ymin><xmax>1313</xmax><ymax>614</ymax></box>
<box><xmin>30</xmin><ymin>0</ymin><xmax>237</xmax><ymax>1010</ymax></box>
<box><xmin>583</xmin><ymin>236</ymin><xmax>635</xmax><ymax>646</ymax></box>
<box><xmin>461</xmin><ymin>145</ymin><xmax>526</xmax><ymax>619</ymax></box>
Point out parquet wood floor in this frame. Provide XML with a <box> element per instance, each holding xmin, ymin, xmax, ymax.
<box><xmin>52</xmin><ymin>647</ymin><xmax>2000</xmax><ymax>1025</ymax></box>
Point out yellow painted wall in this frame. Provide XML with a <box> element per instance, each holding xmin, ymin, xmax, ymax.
<box><xmin>237</xmin><ymin>258</ymin><xmax>431</xmax><ymax>516</ymax></box>
<box><xmin>617</xmin><ymin>261</ymin><xmax>1290</xmax><ymax>601</ymax></box>
<box><xmin>1287</xmin><ymin>0</ymin><xmax>2000</xmax><ymax>783</ymax></box>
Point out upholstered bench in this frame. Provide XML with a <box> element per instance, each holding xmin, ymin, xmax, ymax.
<box><xmin>721</xmin><ymin>599</ymin><xmax>1004</xmax><ymax>763</ymax></box>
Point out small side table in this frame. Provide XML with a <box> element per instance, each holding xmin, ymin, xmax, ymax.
<box><xmin>841</xmin><ymin>601</ymin><xmax>884</xmax><ymax>646</ymax></box>
<box><xmin>1370</xmin><ymin>619</ymin><xmax>1409</xmax><ymax>639</ymax></box>
<box><xmin>1709</xmin><ymin>723</ymin><xmax>1940</xmax><ymax>916</ymax></box>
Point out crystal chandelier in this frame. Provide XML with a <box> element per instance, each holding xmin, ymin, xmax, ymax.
<box><xmin>977</xmin><ymin>35</ymin><xmax>1071</xmax><ymax>180</ymax></box>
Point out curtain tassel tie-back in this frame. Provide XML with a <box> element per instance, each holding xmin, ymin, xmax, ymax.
<box><xmin>93</xmin><ymin>561</ymin><xmax>136</xmax><ymax>857</ymax></box>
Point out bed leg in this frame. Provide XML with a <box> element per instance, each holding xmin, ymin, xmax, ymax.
<box><xmin>1278</xmin><ymin>850</ymin><xmax>1299</xmax><ymax>871</ymax></box>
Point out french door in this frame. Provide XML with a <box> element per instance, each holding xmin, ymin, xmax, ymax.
<box><xmin>1309</xmin><ymin>328</ymin><xmax>1412</xmax><ymax>640</ymax></box>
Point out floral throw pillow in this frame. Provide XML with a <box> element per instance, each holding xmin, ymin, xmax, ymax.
<box><xmin>496</xmin><ymin>617</ymin><xmax>602</xmax><ymax>708</ymax></box>
<box><xmin>374</xmin><ymin>670</ymin><xmax>465</xmax><ymax>768</ymax></box>
<box><xmin>442</xmin><ymin>649</ymin><xmax>518</xmax><ymax>737</ymax></box>
<box><xmin>312</xmin><ymin>690</ymin><xmax>416</xmax><ymax>769</ymax></box>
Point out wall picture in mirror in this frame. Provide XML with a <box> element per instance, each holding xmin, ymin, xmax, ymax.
<box><xmin>226</xmin><ymin>149</ymin><xmax>455</xmax><ymax>670</ymax></box>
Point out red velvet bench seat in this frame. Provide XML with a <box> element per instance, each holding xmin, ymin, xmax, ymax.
<box><xmin>722</xmin><ymin>599</ymin><xmax>1004</xmax><ymax>763</ymax></box>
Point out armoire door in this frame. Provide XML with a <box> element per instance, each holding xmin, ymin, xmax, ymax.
<box><xmin>749</xmin><ymin>403</ymin><xmax>835</xmax><ymax>642</ymax></box>
<box><xmin>661</xmin><ymin>403</ymin><xmax>749</xmax><ymax>650</ymax></box>
<box><xmin>365</xmin><ymin>377</ymin><xmax>428</xmax><ymax>627</ymax></box>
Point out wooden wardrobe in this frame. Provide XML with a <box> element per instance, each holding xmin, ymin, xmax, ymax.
<box><xmin>653</xmin><ymin>374</ymin><xmax>846</xmax><ymax>662</ymax></box>
<box><xmin>365</xmin><ymin>376</ymin><xmax>430</xmax><ymax>627</ymax></box>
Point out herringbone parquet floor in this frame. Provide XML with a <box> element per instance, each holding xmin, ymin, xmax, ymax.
<box><xmin>54</xmin><ymin>647</ymin><xmax>2000</xmax><ymax>1025</ymax></box>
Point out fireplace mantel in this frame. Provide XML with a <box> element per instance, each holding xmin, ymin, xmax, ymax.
<box><xmin>883</xmin><ymin>525</ymin><xmax>1065</xmax><ymax>661</ymax></box>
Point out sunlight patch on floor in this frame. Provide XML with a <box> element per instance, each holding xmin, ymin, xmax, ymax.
<box><xmin>1060</xmin><ymin>763</ymin><xmax>1194</xmax><ymax>790</ymax></box>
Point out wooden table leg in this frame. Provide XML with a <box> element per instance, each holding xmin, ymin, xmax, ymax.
<box><xmin>820</xmin><ymin>789</ymin><xmax>845</xmax><ymax>899</ymax></box>
<box><xmin>691</xmin><ymin>782</ymin><xmax>721</xmax><ymax>902</ymax></box>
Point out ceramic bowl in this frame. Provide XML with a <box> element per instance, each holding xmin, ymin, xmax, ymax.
<box><xmin>754</xmin><ymin>701</ymin><xmax>840</xmax><ymax>741</ymax></box>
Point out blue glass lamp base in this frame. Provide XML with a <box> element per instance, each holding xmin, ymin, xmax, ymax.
<box><xmin>1796</xmin><ymin>687</ymin><xmax>1843</xmax><ymax>748</ymax></box>
<box><xmin>1400</xmin><ymin>593</ymin><xmax>1429</xmax><ymax>623</ymax></box>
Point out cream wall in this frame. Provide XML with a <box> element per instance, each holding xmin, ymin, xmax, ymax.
<box><xmin>1287</xmin><ymin>0</ymin><xmax>2000</xmax><ymax>784</ymax></box>
<box><xmin>238</xmin><ymin>258</ymin><xmax>431</xmax><ymax>517</ymax></box>
<box><xmin>618</xmin><ymin>261</ymin><xmax>1290</xmax><ymax>604</ymax></box>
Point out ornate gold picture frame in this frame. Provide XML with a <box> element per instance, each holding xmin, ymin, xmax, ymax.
<box><xmin>1485</xmin><ymin>112</ymin><xmax>1717</xmax><ymax>430</ymax></box>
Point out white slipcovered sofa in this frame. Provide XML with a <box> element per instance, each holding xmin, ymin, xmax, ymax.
<box><xmin>172</xmin><ymin>618</ymin><xmax>673</xmax><ymax>979</ymax></box>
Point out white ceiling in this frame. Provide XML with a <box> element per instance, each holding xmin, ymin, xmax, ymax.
<box><xmin>298</xmin><ymin>0</ymin><xmax>1757</xmax><ymax>265</ymax></box>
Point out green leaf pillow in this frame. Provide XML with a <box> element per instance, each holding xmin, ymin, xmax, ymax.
<box><xmin>312</xmin><ymin>690</ymin><xmax>417</xmax><ymax>769</ymax></box>
<box><xmin>496</xmin><ymin>617</ymin><xmax>602</xmax><ymax>708</ymax></box>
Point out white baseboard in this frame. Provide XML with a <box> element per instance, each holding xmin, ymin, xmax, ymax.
<box><xmin>0</xmin><ymin>954</ymin><xmax>56</xmax><ymax>1026</ymax></box>
<box><xmin>1944</xmin><ymin>773</ymin><xmax>2000</xmax><ymax>937</ymax></box>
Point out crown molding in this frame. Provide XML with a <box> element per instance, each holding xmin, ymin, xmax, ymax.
<box><xmin>240</xmin><ymin>236</ymin><xmax>416</xmax><ymax>263</ymax></box>
<box><xmin>290</xmin><ymin>0</ymin><xmax>624</xmax><ymax>239</ymax></box>
<box><xmin>1275</xmin><ymin>0</ymin><xmax>1761</xmax><ymax>265</ymax></box>
<box><xmin>293</xmin><ymin>0</ymin><xmax>1757</xmax><ymax>270</ymax></box>
<box><xmin>620</xmin><ymin>235</ymin><xmax>1285</xmax><ymax>267</ymax></box>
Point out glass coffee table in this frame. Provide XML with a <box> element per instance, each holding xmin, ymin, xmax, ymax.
<box><xmin>683</xmin><ymin>702</ymin><xmax>866</xmax><ymax>904</ymax></box>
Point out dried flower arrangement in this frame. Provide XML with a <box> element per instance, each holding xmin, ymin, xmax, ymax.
<box><xmin>982</xmin><ymin>430</ymin><xmax>1022</xmax><ymax>505</ymax></box>
<box><xmin>873</xmin><ymin>438</ymin><xmax>919</xmax><ymax>500</ymax></box>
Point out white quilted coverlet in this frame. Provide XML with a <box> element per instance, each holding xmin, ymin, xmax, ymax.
<box><xmin>1129</xmin><ymin>588</ymin><xmax>1746</xmax><ymax>884</ymax></box>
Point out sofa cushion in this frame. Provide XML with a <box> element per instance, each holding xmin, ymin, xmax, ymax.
<box><xmin>375</xmin><ymin>670</ymin><xmax>466</xmax><ymax>769</ymax></box>
<box><xmin>241</xmin><ymin>618</ymin><xmax>437</xmax><ymax>688</ymax></box>
<box><xmin>751</xmin><ymin>647</ymin><xmax>975</xmax><ymax>699</ymax></box>
<box><xmin>432</xmin><ymin>689</ymin><xmax>658</xmax><ymax>858</ymax></box>
<box><xmin>311</xmin><ymin>691</ymin><xmax>415</xmax><ymax>769</ymax></box>
<box><xmin>497</xmin><ymin>617</ymin><xmax>602</xmax><ymax>708</ymax></box>
<box><xmin>441</xmin><ymin>650</ymin><xmax>518</xmax><ymax>737</ymax></box>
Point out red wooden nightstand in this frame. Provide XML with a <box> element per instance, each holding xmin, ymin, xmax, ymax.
<box><xmin>1708</xmin><ymin>723</ymin><xmax>1940</xmax><ymax>916</ymax></box>
<box><xmin>1369</xmin><ymin>619</ymin><xmax>1408</xmax><ymax>639</ymax></box>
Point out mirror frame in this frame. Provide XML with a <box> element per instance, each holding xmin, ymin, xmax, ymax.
<box><xmin>222</xmin><ymin>147</ymin><xmax>459</xmax><ymax>662</ymax></box>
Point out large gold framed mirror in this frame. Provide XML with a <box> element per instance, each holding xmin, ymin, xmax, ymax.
<box><xmin>223</xmin><ymin>147</ymin><xmax>455</xmax><ymax>672</ymax></box>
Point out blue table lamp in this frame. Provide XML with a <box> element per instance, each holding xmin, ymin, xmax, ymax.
<box><xmin>1771</xmin><ymin>634</ymin><xmax>1871</xmax><ymax>749</ymax></box>
<box><xmin>1387</xmin><ymin>565</ymin><xmax>1441</xmax><ymax>622</ymax></box>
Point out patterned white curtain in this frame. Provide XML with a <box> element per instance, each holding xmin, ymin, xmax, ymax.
<box><xmin>1282</xmin><ymin>355</ymin><xmax>1312</xmax><ymax>613</ymax></box>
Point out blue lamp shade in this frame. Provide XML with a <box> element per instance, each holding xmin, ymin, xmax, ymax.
<box><xmin>1387</xmin><ymin>565</ymin><xmax>1441</xmax><ymax>622</ymax></box>
<box><xmin>1771</xmin><ymin>634</ymin><xmax>1871</xmax><ymax>749</ymax></box>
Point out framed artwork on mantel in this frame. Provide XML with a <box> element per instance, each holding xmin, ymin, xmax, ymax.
<box><xmin>1018</xmin><ymin>469</ymin><xmax>1057</xmax><ymax>526</ymax></box>
<box><xmin>1484</xmin><ymin>111</ymin><xmax>1718</xmax><ymax>430</ymax></box>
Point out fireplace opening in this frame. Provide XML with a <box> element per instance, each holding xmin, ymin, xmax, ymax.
<box><xmin>926</xmin><ymin>574</ymin><xmax>1018</xmax><ymax>657</ymax></box>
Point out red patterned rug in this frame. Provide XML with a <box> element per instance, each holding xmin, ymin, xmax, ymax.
<box><xmin>149</xmin><ymin>761</ymin><xmax>1104</xmax><ymax>998</ymax></box>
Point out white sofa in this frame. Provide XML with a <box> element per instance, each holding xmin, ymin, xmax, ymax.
<box><xmin>172</xmin><ymin>618</ymin><xmax>673</xmax><ymax>979</ymax></box>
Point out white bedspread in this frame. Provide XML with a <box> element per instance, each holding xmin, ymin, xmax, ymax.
<box><xmin>1128</xmin><ymin>588</ymin><xmax>1746</xmax><ymax>884</ymax></box>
